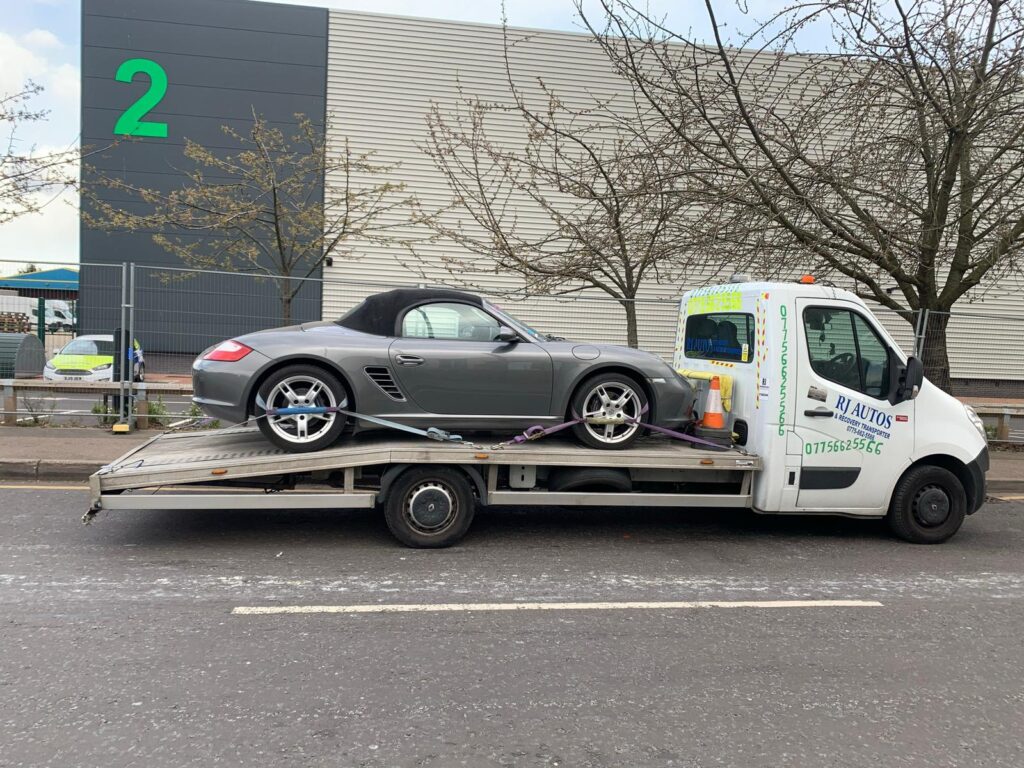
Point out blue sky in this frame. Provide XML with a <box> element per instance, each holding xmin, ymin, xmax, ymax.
<box><xmin>0</xmin><ymin>0</ymin><xmax>830</xmax><ymax>268</ymax></box>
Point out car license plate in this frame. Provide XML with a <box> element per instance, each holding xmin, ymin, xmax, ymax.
<box><xmin>65</xmin><ymin>376</ymin><xmax>83</xmax><ymax>381</ymax></box>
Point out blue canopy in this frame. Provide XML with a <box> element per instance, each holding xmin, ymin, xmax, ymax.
<box><xmin>0</xmin><ymin>267</ymin><xmax>79</xmax><ymax>292</ymax></box>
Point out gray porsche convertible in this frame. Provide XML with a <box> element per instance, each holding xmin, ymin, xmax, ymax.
<box><xmin>192</xmin><ymin>288</ymin><xmax>696</xmax><ymax>452</ymax></box>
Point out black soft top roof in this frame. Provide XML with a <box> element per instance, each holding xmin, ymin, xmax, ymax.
<box><xmin>337</xmin><ymin>288</ymin><xmax>483</xmax><ymax>336</ymax></box>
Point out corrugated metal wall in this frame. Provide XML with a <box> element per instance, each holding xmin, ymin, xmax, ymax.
<box><xmin>323</xmin><ymin>10</ymin><xmax>1024</xmax><ymax>379</ymax></box>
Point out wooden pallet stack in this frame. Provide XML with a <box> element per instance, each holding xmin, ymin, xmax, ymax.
<box><xmin>0</xmin><ymin>312</ymin><xmax>31</xmax><ymax>334</ymax></box>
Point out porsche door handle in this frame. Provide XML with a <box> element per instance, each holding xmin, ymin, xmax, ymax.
<box><xmin>803</xmin><ymin>407</ymin><xmax>834</xmax><ymax>417</ymax></box>
<box><xmin>395</xmin><ymin>354</ymin><xmax>425</xmax><ymax>366</ymax></box>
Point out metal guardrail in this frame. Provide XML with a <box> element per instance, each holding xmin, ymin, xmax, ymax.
<box><xmin>971</xmin><ymin>404</ymin><xmax>1024</xmax><ymax>442</ymax></box>
<box><xmin>1</xmin><ymin>378</ymin><xmax>193</xmax><ymax>429</ymax></box>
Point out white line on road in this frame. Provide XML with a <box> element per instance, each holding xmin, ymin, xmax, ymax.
<box><xmin>232</xmin><ymin>599</ymin><xmax>883</xmax><ymax>616</ymax></box>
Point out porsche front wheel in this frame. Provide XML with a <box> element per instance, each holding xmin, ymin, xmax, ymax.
<box><xmin>256</xmin><ymin>365</ymin><xmax>348</xmax><ymax>452</ymax></box>
<box><xmin>570</xmin><ymin>373</ymin><xmax>647</xmax><ymax>450</ymax></box>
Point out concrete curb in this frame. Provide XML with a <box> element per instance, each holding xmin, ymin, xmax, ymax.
<box><xmin>0</xmin><ymin>460</ymin><xmax>104</xmax><ymax>482</ymax></box>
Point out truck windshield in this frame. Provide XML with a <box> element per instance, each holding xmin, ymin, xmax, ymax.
<box><xmin>684</xmin><ymin>312</ymin><xmax>754</xmax><ymax>363</ymax></box>
<box><xmin>61</xmin><ymin>339</ymin><xmax>114</xmax><ymax>356</ymax></box>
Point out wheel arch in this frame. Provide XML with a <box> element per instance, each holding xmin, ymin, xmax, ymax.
<box><xmin>378</xmin><ymin>463</ymin><xmax>487</xmax><ymax>506</ymax></box>
<box><xmin>896</xmin><ymin>453</ymin><xmax>983</xmax><ymax>515</ymax></box>
<box><xmin>245</xmin><ymin>354</ymin><xmax>356</xmax><ymax>417</ymax></box>
<box><xmin>559</xmin><ymin>364</ymin><xmax>655</xmax><ymax>421</ymax></box>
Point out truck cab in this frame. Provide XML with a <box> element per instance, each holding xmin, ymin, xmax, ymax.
<box><xmin>675</xmin><ymin>280</ymin><xmax>989</xmax><ymax>543</ymax></box>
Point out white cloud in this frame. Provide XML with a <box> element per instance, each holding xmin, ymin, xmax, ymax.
<box><xmin>0</xmin><ymin>188</ymin><xmax>79</xmax><ymax>269</ymax></box>
<box><xmin>22</xmin><ymin>29</ymin><xmax>63</xmax><ymax>49</ymax></box>
<box><xmin>0</xmin><ymin>32</ymin><xmax>81</xmax><ymax>263</ymax></box>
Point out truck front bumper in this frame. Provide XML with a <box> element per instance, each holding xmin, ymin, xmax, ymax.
<box><xmin>966</xmin><ymin>446</ymin><xmax>989</xmax><ymax>514</ymax></box>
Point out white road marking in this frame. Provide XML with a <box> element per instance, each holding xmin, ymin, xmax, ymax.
<box><xmin>232</xmin><ymin>599</ymin><xmax>883</xmax><ymax>616</ymax></box>
<box><xmin>993</xmin><ymin>494</ymin><xmax>1024</xmax><ymax>501</ymax></box>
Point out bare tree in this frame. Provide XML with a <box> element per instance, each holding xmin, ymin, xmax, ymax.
<box><xmin>584</xmin><ymin>0</ymin><xmax>1024</xmax><ymax>389</ymax></box>
<box><xmin>85</xmin><ymin>111</ymin><xmax>416</xmax><ymax>323</ymax></box>
<box><xmin>420</xmin><ymin>44</ymin><xmax>710</xmax><ymax>347</ymax></box>
<box><xmin>1</xmin><ymin>82</ymin><xmax>77</xmax><ymax>226</ymax></box>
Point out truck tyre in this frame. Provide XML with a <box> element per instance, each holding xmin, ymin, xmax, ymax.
<box><xmin>256</xmin><ymin>364</ymin><xmax>348</xmax><ymax>453</ymax></box>
<box><xmin>887</xmin><ymin>465</ymin><xmax>966</xmax><ymax>544</ymax></box>
<box><xmin>570</xmin><ymin>372</ymin><xmax>648</xmax><ymax>450</ymax></box>
<box><xmin>384</xmin><ymin>466</ymin><xmax>475</xmax><ymax>548</ymax></box>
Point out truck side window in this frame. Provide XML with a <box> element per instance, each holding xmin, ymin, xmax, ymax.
<box><xmin>803</xmin><ymin>308</ymin><xmax>890</xmax><ymax>398</ymax></box>
<box><xmin>684</xmin><ymin>312</ymin><xmax>754</xmax><ymax>363</ymax></box>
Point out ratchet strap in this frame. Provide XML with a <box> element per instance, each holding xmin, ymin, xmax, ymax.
<box><xmin>504</xmin><ymin>402</ymin><xmax>740</xmax><ymax>453</ymax></box>
<box><xmin>255</xmin><ymin>395</ymin><xmax>465</xmax><ymax>444</ymax></box>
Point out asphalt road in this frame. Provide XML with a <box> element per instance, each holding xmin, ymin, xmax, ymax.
<box><xmin>2</xmin><ymin>488</ymin><xmax>1023</xmax><ymax>767</ymax></box>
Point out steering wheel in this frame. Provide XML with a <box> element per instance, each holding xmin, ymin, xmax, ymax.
<box><xmin>828</xmin><ymin>352</ymin><xmax>858</xmax><ymax>378</ymax></box>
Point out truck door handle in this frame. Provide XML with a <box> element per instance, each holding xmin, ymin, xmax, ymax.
<box><xmin>804</xmin><ymin>407</ymin><xmax>834</xmax><ymax>417</ymax></box>
<box><xmin>395</xmin><ymin>354</ymin><xmax>424</xmax><ymax>366</ymax></box>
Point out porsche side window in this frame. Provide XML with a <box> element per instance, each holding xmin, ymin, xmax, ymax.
<box><xmin>684</xmin><ymin>312</ymin><xmax>753</xmax><ymax>363</ymax></box>
<box><xmin>803</xmin><ymin>307</ymin><xmax>890</xmax><ymax>398</ymax></box>
<box><xmin>401</xmin><ymin>302</ymin><xmax>500</xmax><ymax>341</ymax></box>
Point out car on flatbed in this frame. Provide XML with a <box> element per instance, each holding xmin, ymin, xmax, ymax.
<box><xmin>192</xmin><ymin>288</ymin><xmax>697</xmax><ymax>452</ymax></box>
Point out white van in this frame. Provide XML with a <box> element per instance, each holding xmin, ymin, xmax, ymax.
<box><xmin>674</xmin><ymin>280</ymin><xmax>988</xmax><ymax>543</ymax></box>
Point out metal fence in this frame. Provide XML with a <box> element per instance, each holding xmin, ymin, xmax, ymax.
<box><xmin>0</xmin><ymin>258</ymin><xmax>1021</xmax><ymax>439</ymax></box>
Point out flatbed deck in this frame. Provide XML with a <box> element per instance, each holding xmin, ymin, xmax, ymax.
<box><xmin>88</xmin><ymin>426</ymin><xmax>762</xmax><ymax>514</ymax></box>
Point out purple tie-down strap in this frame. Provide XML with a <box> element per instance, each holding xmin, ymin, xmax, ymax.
<box><xmin>507</xmin><ymin>401</ymin><xmax>737</xmax><ymax>453</ymax></box>
<box><xmin>509</xmin><ymin>417</ymin><xmax>584</xmax><ymax>444</ymax></box>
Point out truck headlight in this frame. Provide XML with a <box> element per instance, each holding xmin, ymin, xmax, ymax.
<box><xmin>963</xmin><ymin>404</ymin><xmax>987</xmax><ymax>441</ymax></box>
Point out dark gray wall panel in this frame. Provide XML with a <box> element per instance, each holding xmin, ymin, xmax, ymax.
<box><xmin>83</xmin><ymin>48</ymin><xmax>325</xmax><ymax>95</ymax></box>
<box><xmin>80</xmin><ymin>0</ymin><xmax>328</xmax><ymax>356</ymax></box>
<box><xmin>87</xmin><ymin>0</ymin><xmax>327</xmax><ymax>35</ymax></box>
<box><xmin>83</xmin><ymin>17</ymin><xmax>327</xmax><ymax>66</ymax></box>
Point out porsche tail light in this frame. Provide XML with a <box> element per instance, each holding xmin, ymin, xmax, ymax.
<box><xmin>204</xmin><ymin>340</ymin><xmax>253</xmax><ymax>362</ymax></box>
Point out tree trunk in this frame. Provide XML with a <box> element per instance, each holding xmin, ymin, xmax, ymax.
<box><xmin>281</xmin><ymin>294</ymin><xmax>292</xmax><ymax>326</ymax></box>
<box><xmin>920</xmin><ymin>310</ymin><xmax>952</xmax><ymax>393</ymax></box>
<box><xmin>621</xmin><ymin>300</ymin><xmax>639</xmax><ymax>348</ymax></box>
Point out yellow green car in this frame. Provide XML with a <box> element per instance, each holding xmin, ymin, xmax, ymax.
<box><xmin>44</xmin><ymin>334</ymin><xmax>145</xmax><ymax>382</ymax></box>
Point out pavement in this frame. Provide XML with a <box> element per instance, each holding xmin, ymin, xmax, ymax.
<box><xmin>1</xmin><ymin>486</ymin><xmax>1022</xmax><ymax>766</ymax></box>
<box><xmin>2</xmin><ymin>426</ymin><xmax>1023</xmax><ymax>492</ymax></box>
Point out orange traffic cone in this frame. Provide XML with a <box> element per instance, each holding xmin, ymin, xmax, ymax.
<box><xmin>702</xmin><ymin>376</ymin><xmax>726</xmax><ymax>430</ymax></box>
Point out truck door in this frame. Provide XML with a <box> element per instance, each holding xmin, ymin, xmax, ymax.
<box><xmin>793</xmin><ymin>299</ymin><xmax>914</xmax><ymax>512</ymax></box>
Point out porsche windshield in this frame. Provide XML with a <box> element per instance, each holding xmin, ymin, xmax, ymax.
<box><xmin>484</xmin><ymin>301</ymin><xmax>551</xmax><ymax>341</ymax></box>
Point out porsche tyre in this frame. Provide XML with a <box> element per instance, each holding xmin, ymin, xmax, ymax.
<box><xmin>570</xmin><ymin>372</ymin><xmax>648</xmax><ymax>450</ymax></box>
<box><xmin>384</xmin><ymin>467</ymin><xmax>476</xmax><ymax>548</ymax></box>
<box><xmin>256</xmin><ymin>364</ymin><xmax>348</xmax><ymax>453</ymax></box>
<box><xmin>886</xmin><ymin>465</ymin><xmax>966</xmax><ymax>544</ymax></box>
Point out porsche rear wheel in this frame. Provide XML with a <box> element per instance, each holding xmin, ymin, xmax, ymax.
<box><xmin>256</xmin><ymin>364</ymin><xmax>348</xmax><ymax>452</ymax></box>
<box><xmin>570</xmin><ymin>372</ymin><xmax>647</xmax><ymax>450</ymax></box>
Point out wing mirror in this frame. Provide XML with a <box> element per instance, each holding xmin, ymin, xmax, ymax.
<box><xmin>893</xmin><ymin>356</ymin><xmax>924</xmax><ymax>404</ymax></box>
<box><xmin>495</xmin><ymin>326</ymin><xmax>519</xmax><ymax>343</ymax></box>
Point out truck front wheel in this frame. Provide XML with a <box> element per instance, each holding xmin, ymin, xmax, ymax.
<box><xmin>887</xmin><ymin>465</ymin><xmax>966</xmax><ymax>544</ymax></box>
<box><xmin>383</xmin><ymin>466</ymin><xmax>475</xmax><ymax>548</ymax></box>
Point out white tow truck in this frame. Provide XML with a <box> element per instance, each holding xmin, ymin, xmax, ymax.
<box><xmin>87</xmin><ymin>279</ymin><xmax>989</xmax><ymax>546</ymax></box>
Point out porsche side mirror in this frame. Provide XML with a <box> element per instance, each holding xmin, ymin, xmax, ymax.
<box><xmin>495</xmin><ymin>326</ymin><xmax>519</xmax><ymax>343</ymax></box>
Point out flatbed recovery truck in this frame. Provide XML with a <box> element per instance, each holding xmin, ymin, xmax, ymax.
<box><xmin>87</xmin><ymin>280</ymin><xmax>989</xmax><ymax>546</ymax></box>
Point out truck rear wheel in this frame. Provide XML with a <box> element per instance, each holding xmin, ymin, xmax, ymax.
<box><xmin>887</xmin><ymin>465</ymin><xmax>966</xmax><ymax>544</ymax></box>
<box><xmin>383</xmin><ymin>466</ymin><xmax>475</xmax><ymax>548</ymax></box>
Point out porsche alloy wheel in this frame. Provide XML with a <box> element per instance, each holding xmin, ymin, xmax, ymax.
<box><xmin>256</xmin><ymin>365</ymin><xmax>348</xmax><ymax>452</ymax></box>
<box><xmin>570</xmin><ymin>373</ymin><xmax>647</xmax><ymax>450</ymax></box>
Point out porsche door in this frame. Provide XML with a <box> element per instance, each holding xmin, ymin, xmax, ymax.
<box><xmin>389</xmin><ymin>301</ymin><xmax>553</xmax><ymax>417</ymax></box>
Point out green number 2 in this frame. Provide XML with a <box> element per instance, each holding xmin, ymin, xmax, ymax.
<box><xmin>113</xmin><ymin>58</ymin><xmax>168</xmax><ymax>138</ymax></box>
